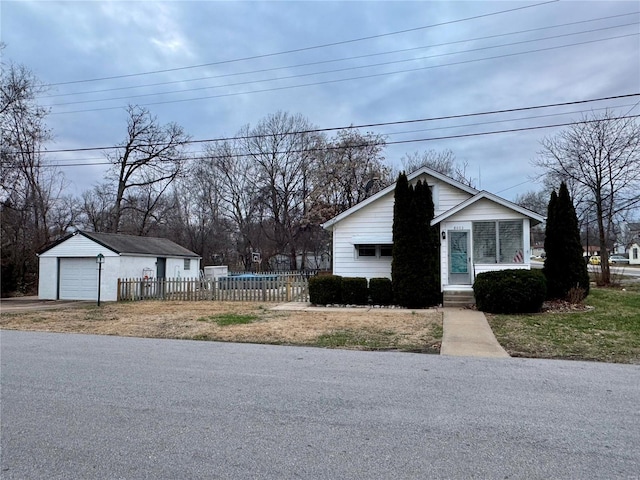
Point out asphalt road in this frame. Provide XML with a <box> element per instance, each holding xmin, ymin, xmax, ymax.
<box><xmin>1</xmin><ymin>331</ymin><xmax>639</xmax><ymax>479</ymax></box>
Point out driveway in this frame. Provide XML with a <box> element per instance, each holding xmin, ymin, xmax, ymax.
<box><xmin>1</xmin><ymin>331</ymin><xmax>639</xmax><ymax>479</ymax></box>
<box><xmin>0</xmin><ymin>296</ymin><xmax>94</xmax><ymax>313</ymax></box>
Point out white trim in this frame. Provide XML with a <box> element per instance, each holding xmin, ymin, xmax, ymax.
<box><xmin>432</xmin><ymin>190</ymin><xmax>544</xmax><ymax>226</ymax></box>
<box><xmin>323</xmin><ymin>166</ymin><xmax>478</xmax><ymax>229</ymax></box>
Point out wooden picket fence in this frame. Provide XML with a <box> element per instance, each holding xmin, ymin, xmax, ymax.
<box><xmin>117</xmin><ymin>273</ymin><xmax>310</xmax><ymax>302</ymax></box>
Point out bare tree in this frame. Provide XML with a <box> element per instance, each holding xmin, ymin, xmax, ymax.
<box><xmin>243</xmin><ymin>111</ymin><xmax>324</xmax><ymax>270</ymax></box>
<box><xmin>534</xmin><ymin>110</ymin><xmax>640</xmax><ymax>284</ymax></box>
<box><xmin>310</xmin><ymin>129</ymin><xmax>390</xmax><ymax>221</ymax></box>
<box><xmin>201</xmin><ymin>138</ymin><xmax>264</xmax><ymax>269</ymax></box>
<box><xmin>105</xmin><ymin>105</ymin><xmax>190</xmax><ymax>233</ymax></box>
<box><xmin>1</xmin><ymin>55</ymin><xmax>70</xmax><ymax>293</ymax></box>
<box><xmin>400</xmin><ymin>149</ymin><xmax>476</xmax><ymax>187</ymax></box>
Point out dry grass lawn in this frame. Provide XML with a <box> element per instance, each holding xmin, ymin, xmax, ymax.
<box><xmin>0</xmin><ymin>301</ymin><xmax>443</xmax><ymax>353</ymax></box>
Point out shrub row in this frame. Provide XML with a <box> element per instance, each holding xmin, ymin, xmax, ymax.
<box><xmin>473</xmin><ymin>269</ymin><xmax>547</xmax><ymax>314</ymax></box>
<box><xmin>309</xmin><ymin>276</ymin><xmax>393</xmax><ymax>306</ymax></box>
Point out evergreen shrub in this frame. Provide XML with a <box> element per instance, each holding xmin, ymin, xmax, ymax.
<box><xmin>341</xmin><ymin>277</ymin><xmax>369</xmax><ymax>305</ymax></box>
<box><xmin>309</xmin><ymin>275</ymin><xmax>342</xmax><ymax>305</ymax></box>
<box><xmin>369</xmin><ymin>278</ymin><xmax>393</xmax><ymax>305</ymax></box>
<box><xmin>473</xmin><ymin>269</ymin><xmax>547</xmax><ymax>314</ymax></box>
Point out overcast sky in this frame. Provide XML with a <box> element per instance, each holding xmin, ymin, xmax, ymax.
<box><xmin>2</xmin><ymin>0</ymin><xmax>639</xmax><ymax>201</ymax></box>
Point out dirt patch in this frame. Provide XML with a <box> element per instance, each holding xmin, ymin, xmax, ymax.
<box><xmin>0</xmin><ymin>301</ymin><xmax>442</xmax><ymax>353</ymax></box>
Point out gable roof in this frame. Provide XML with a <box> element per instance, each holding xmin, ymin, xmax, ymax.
<box><xmin>39</xmin><ymin>230</ymin><xmax>200</xmax><ymax>258</ymax></box>
<box><xmin>322</xmin><ymin>166</ymin><xmax>478</xmax><ymax>230</ymax></box>
<box><xmin>432</xmin><ymin>190</ymin><xmax>545</xmax><ymax>226</ymax></box>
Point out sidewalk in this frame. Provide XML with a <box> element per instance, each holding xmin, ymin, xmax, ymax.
<box><xmin>272</xmin><ymin>302</ymin><xmax>510</xmax><ymax>358</ymax></box>
<box><xmin>440</xmin><ymin>308</ymin><xmax>510</xmax><ymax>358</ymax></box>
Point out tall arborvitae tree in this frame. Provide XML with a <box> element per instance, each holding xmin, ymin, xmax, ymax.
<box><xmin>391</xmin><ymin>172</ymin><xmax>418</xmax><ymax>307</ymax></box>
<box><xmin>392</xmin><ymin>174</ymin><xmax>441</xmax><ymax>308</ymax></box>
<box><xmin>414</xmin><ymin>180</ymin><xmax>440</xmax><ymax>306</ymax></box>
<box><xmin>543</xmin><ymin>182</ymin><xmax>590</xmax><ymax>300</ymax></box>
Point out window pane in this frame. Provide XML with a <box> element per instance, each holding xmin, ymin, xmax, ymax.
<box><xmin>499</xmin><ymin>220</ymin><xmax>523</xmax><ymax>263</ymax></box>
<box><xmin>184</xmin><ymin>259</ymin><xmax>191</xmax><ymax>270</ymax></box>
<box><xmin>357</xmin><ymin>245</ymin><xmax>376</xmax><ymax>257</ymax></box>
<box><xmin>380</xmin><ymin>245</ymin><xmax>393</xmax><ymax>257</ymax></box>
<box><xmin>473</xmin><ymin>222</ymin><xmax>496</xmax><ymax>263</ymax></box>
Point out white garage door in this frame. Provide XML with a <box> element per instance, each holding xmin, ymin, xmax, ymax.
<box><xmin>59</xmin><ymin>258</ymin><xmax>98</xmax><ymax>300</ymax></box>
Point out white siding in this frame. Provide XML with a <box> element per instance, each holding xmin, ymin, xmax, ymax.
<box><xmin>119</xmin><ymin>256</ymin><xmax>161</xmax><ymax>279</ymax></box>
<box><xmin>332</xmin><ymin>193</ymin><xmax>395</xmax><ymax>279</ymax></box>
<box><xmin>38</xmin><ymin>235</ymin><xmax>119</xmax><ymax>301</ymax></box>
<box><xmin>446</xmin><ymin>198</ymin><xmax>525</xmax><ymax>222</ymax></box>
<box><xmin>38</xmin><ymin>233</ymin><xmax>200</xmax><ymax>301</ymax></box>
<box><xmin>166</xmin><ymin>257</ymin><xmax>200</xmax><ymax>279</ymax></box>
<box><xmin>38</xmin><ymin>257</ymin><xmax>58</xmax><ymax>299</ymax></box>
<box><xmin>39</xmin><ymin>234</ymin><xmax>118</xmax><ymax>258</ymax></box>
<box><xmin>330</xmin><ymin>175</ymin><xmax>473</xmax><ymax>280</ymax></box>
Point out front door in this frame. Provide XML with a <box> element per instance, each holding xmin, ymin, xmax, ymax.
<box><xmin>448</xmin><ymin>230</ymin><xmax>471</xmax><ymax>285</ymax></box>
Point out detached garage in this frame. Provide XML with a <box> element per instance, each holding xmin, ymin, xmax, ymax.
<box><xmin>38</xmin><ymin>230</ymin><xmax>201</xmax><ymax>302</ymax></box>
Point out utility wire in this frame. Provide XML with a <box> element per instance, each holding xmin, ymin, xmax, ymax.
<box><xmin>45</xmin><ymin>22</ymin><xmax>639</xmax><ymax>108</ymax></box>
<box><xmin>40</xmin><ymin>12</ymin><xmax>638</xmax><ymax>99</ymax></box>
<box><xmin>21</xmin><ymin>102</ymin><xmax>634</xmax><ymax>166</ymax></box>
<box><xmin>49</xmin><ymin>33</ymin><xmax>639</xmax><ymax>115</ymax></box>
<box><xmin>17</xmin><ymin>114</ymin><xmax>640</xmax><ymax>168</ymax></box>
<box><xmin>43</xmin><ymin>0</ymin><xmax>558</xmax><ymax>87</ymax></box>
<box><xmin>36</xmin><ymin>94</ymin><xmax>639</xmax><ymax>154</ymax></box>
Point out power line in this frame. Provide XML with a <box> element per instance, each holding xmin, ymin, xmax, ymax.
<box><xmin>40</xmin><ymin>12</ymin><xmax>638</xmax><ymax>99</ymax></box>
<box><xmin>18</xmin><ymin>114</ymin><xmax>640</xmax><ymax>168</ymax></box>
<box><xmin>43</xmin><ymin>1</ymin><xmax>558</xmax><ymax>87</ymax></box>
<box><xmin>36</xmin><ymin>94</ymin><xmax>640</xmax><ymax>154</ymax></box>
<box><xmin>49</xmin><ymin>33</ymin><xmax>639</xmax><ymax>115</ymax></box>
<box><xmin>18</xmin><ymin>102</ymin><xmax>635</xmax><ymax>164</ymax></box>
<box><xmin>45</xmin><ymin>22</ymin><xmax>639</xmax><ymax>108</ymax></box>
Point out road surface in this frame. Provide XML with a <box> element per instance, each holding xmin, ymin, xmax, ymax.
<box><xmin>1</xmin><ymin>330</ymin><xmax>639</xmax><ymax>479</ymax></box>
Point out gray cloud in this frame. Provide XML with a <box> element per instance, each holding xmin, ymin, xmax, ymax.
<box><xmin>3</xmin><ymin>1</ymin><xmax>638</xmax><ymax>200</ymax></box>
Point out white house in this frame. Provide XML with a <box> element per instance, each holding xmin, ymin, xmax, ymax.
<box><xmin>322</xmin><ymin>167</ymin><xmax>545</xmax><ymax>304</ymax></box>
<box><xmin>38</xmin><ymin>230</ymin><xmax>201</xmax><ymax>301</ymax></box>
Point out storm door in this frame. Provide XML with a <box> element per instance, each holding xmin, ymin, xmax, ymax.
<box><xmin>448</xmin><ymin>231</ymin><xmax>471</xmax><ymax>285</ymax></box>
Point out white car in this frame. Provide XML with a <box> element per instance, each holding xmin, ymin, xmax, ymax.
<box><xmin>609</xmin><ymin>255</ymin><xmax>630</xmax><ymax>264</ymax></box>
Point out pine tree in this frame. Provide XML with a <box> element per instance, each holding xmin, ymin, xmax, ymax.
<box><xmin>543</xmin><ymin>182</ymin><xmax>590</xmax><ymax>300</ymax></box>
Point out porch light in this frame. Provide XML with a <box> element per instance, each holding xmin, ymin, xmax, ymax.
<box><xmin>442</xmin><ymin>231</ymin><xmax>446</xmax><ymax>240</ymax></box>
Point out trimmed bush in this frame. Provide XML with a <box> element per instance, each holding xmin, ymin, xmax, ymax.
<box><xmin>369</xmin><ymin>278</ymin><xmax>393</xmax><ymax>305</ymax></box>
<box><xmin>309</xmin><ymin>275</ymin><xmax>342</xmax><ymax>305</ymax></box>
<box><xmin>473</xmin><ymin>269</ymin><xmax>547</xmax><ymax>314</ymax></box>
<box><xmin>341</xmin><ymin>277</ymin><xmax>368</xmax><ymax>305</ymax></box>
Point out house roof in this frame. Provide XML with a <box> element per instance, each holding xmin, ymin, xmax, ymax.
<box><xmin>39</xmin><ymin>230</ymin><xmax>200</xmax><ymax>258</ymax></box>
<box><xmin>432</xmin><ymin>190</ymin><xmax>545</xmax><ymax>226</ymax></box>
<box><xmin>322</xmin><ymin>166</ymin><xmax>543</xmax><ymax>229</ymax></box>
<box><xmin>322</xmin><ymin>166</ymin><xmax>478</xmax><ymax>230</ymax></box>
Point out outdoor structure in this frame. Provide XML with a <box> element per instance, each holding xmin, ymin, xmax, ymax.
<box><xmin>322</xmin><ymin>167</ymin><xmax>545</xmax><ymax>301</ymax></box>
<box><xmin>38</xmin><ymin>230</ymin><xmax>201</xmax><ymax>301</ymax></box>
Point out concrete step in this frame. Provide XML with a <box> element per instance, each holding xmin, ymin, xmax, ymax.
<box><xmin>443</xmin><ymin>290</ymin><xmax>475</xmax><ymax>308</ymax></box>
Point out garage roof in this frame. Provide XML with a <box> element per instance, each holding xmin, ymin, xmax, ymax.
<box><xmin>40</xmin><ymin>231</ymin><xmax>200</xmax><ymax>258</ymax></box>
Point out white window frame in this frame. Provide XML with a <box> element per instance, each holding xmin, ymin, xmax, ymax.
<box><xmin>184</xmin><ymin>258</ymin><xmax>191</xmax><ymax>270</ymax></box>
<box><xmin>355</xmin><ymin>244</ymin><xmax>393</xmax><ymax>259</ymax></box>
<box><xmin>472</xmin><ymin>220</ymin><xmax>524</xmax><ymax>264</ymax></box>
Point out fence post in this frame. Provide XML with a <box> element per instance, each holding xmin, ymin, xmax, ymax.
<box><xmin>286</xmin><ymin>277</ymin><xmax>291</xmax><ymax>302</ymax></box>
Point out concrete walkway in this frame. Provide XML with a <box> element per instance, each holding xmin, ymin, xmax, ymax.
<box><xmin>272</xmin><ymin>302</ymin><xmax>509</xmax><ymax>358</ymax></box>
<box><xmin>440</xmin><ymin>308</ymin><xmax>510</xmax><ymax>358</ymax></box>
